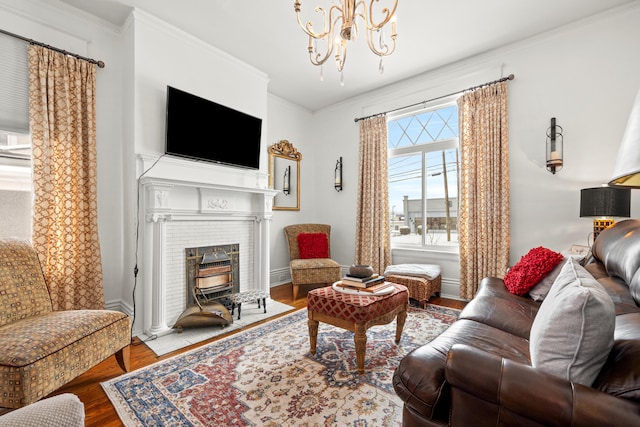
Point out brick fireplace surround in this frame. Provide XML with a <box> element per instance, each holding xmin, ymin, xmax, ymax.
<box><xmin>138</xmin><ymin>154</ymin><xmax>278</xmax><ymax>337</ymax></box>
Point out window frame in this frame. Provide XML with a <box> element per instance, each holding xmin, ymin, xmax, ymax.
<box><xmin>387</xmin><ymin>95</ymin><xmax>460</xmax><ymax>253</ymax></box>
<box><xmin>0</xmin><ymin>130</ymin><xmax>31</xmax><ymax>192</ymax></box>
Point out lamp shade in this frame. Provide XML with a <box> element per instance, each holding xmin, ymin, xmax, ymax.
<box><xmin>580</xmin><ymin>187</ymin><xmax>631</xmax><ymax>217</ymax></box>
<box><xmin>609</xmin><ymin>88</ymin><xmax>640</xmax><ymax>188</ymax></box>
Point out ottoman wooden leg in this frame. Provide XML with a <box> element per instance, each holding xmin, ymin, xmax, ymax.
<box><xmin>308</xmin><ymin>318</ymin><xmax>319</xmax><ymax>355</ymax></box>
<box><xmin>395</xmin><ymin>308</ymin><xmax>408</xmax><ymax>344</ymax></box>
<box><xmin>354</xmin><ymin>324</ymin><xmax>367</xmax><ymax>374</ymax></box>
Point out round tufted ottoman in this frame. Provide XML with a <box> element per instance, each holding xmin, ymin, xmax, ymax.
<box><xmin>306</xmin><ymin>282</ymin><xmax>409</xmax><ymax>374</ymax></box>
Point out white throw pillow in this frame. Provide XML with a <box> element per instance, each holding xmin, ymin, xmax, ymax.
<box><xmin>529</xmin><ymin>258</ymin><xmax>615</xmax><ymax>386</ymax></box>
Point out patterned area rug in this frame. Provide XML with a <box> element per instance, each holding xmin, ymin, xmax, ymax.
<box><xmin>143</xmin><ymin>300</ymin><xmax>295</xmax><ymax>356</ymax></box>
<box><xmin>102</xmin><ymin>305</ymin><xmax>459</xmax><ymax>426</ymax></box>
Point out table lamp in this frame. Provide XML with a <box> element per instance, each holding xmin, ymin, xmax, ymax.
<box><xmin>609</xmin><ymin>88</ymin><xmax>640</xmax><ymax>188</ymax></box>
<box><xmin>580</xmin><ymin>186</ymin><xmax>630</xmax><ymax>240</ymax></box>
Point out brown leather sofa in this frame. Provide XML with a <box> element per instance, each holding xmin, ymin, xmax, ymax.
<box><xmin>393</xmin><ymin>219</ymin><xmax>640</xmax><ymax>426</ymax></box>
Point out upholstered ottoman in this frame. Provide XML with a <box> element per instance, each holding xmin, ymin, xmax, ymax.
<box><xmin>229</xmin><ymin>290</ymin><xmax>269</xmax><ymax>320</ymax></box>
<box><xmin>384</xmin><ymin>264</ymin><xmax>441</xmax><ymax>308</ymax></box>
<box><xmin>307</xmin><ymin>283</ymin><xmax>409</xmax><ymax>374</ymax></box>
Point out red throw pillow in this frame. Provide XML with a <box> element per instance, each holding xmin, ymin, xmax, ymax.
<box><xmin>297</xmin><ymin>233</ymin><xmax>329</xmax><ymax>259</ymax></box>
<box><xmin>504</xmin><ymin>247</ymin><xmax>564</xmax><ymax>296</ymax></box>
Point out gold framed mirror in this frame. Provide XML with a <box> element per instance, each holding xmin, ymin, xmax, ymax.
<box><xmin>269</xmin><ymin>140</ymin><xmax>301</xmax><ymax>211</ymax></box>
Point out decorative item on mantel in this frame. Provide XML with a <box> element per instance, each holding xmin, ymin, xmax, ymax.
<box><xmin>335</xmin><ymin>156</ymin><xmax>343</xmax><ymax>192</ymax></box>
<box><xmin>546</xmin><ymin>117</ymin><xmax>563</xmax><ymax>174</ymax></box>
<box><xmin>293</xmin><ymin>0</ymin><xmax>398</xmax><ymax>84</ymax></box>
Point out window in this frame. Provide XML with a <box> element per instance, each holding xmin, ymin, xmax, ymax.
<box><xmin>0</xmin><ymin>34</ymin><xmax>30</xmax><ymax>187</ymax></box>
<box><xmin>388</xmin><ymin>97</ymin><xmax>459</xmax><ymax>250</ymax></box>
<box><xmin>0</xmin><ymin>131</ymin><xmax>31</xmax><ymax>165</ymax></box>
<box><xmin>0</xmin><ymin>35</ymin><xmax>32</xmax><ymax>239</ymax></box>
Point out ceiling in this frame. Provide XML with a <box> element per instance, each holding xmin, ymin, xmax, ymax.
<box><xmin>54</xmin><ymin>0</ymin><xmax>636</xmax><ymax>111</ymax></box>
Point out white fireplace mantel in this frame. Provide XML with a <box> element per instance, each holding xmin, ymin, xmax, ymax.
<box><xmin>137</xmin><ymin>154</ymin><xmax>279</xmax><ymax>337</ymax></box>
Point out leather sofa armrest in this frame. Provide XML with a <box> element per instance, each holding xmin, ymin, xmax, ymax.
<box><xmin>445</xmin><ymin>344</ymin><xmax>640</xmax><ymax>427</ymax></box>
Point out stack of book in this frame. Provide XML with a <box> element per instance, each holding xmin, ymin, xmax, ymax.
<box><xmin>338</xmin><ymin>273</ymin><xmax>393</xmax><ymax>293</ymax></box>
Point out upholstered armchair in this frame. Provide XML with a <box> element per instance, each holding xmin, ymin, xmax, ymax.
<box><xmin>283</xmin><ymin>224</ymin><xmax>342</xmax><ymax>300</ymax></box>
<box><xmin>0</xmin><ymin>238</ymin><xmax>131</xmax><ymax>409</ymax></box>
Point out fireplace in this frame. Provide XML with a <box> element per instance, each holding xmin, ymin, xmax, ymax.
<box><xmin>185</xmin><ymin>244</ymin><xmax>239</xmax><ymax>307</ymax></box>
<box><xmin>138</xmin><ymin>154</ymin><xmax>279</xmax><ymax>337</ymax></box>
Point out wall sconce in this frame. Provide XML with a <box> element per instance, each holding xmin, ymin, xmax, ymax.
<box><xmin>283</xmin><ymin>165</ymin><xmax>291</xmax><ymax>195</ymax></box>
<box><xmin>580</xmin><ymin>186</ymin><xmax>630</xmax><ymax>241</ymax></box>
<box><xmin>335</xmin><ymin>157</ymin><xmax>343</xmax><ymax>192</ymax></box>
<box><xmin>546</xmin><ymin>117</ymin><xmax>563</xmax><ymax>174</ymax></box>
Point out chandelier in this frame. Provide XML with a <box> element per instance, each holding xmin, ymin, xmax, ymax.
<box><xmin>294</xmin><ymin>0</ymin><xmax>398</xmax><ymax>81</ymax></box>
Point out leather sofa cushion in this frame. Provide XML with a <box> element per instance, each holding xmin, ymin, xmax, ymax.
<box><xmin>458</xmin><ymin>277</ymin><xmax>539</xmax><ymax>339</ymax></box>
<box><xmin>585</xmin><ymin>262</ymin><xmax>640</xmax><ymax>315</ymax></box>
<box><xmin>530</xmin><ymin>258</ymin><xmax>615</xmax><ymax>386</ymax></box>
<box><xmin>593</xmin><ymin>312</ymin><xmax>640</xmax><ymax>403</ymax></box>
<box><xmin>592</xmin><ymin>219</ymin><xmax>640</xmax><ymax>305</ymax></box>
<box><xmin>393</xmin><ymin>317</ymin><xmax>530</xmax><ymax>419</ymax></box>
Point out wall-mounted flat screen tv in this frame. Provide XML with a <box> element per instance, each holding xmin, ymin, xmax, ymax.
<box><xmin>165</xmin><ymin>86</ymin><xmax>262</xmax><ymax>169</ymax></box>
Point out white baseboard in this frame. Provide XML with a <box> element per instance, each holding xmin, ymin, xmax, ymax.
<box><xmin>269</xmin><ymin>266</ymin><xmax>291</xmax><ymax>287</ymax></box>
<box><xmin>440</xmin><ymin>277</ymin><xmax>464</xmax><ymax>301</ymax></box>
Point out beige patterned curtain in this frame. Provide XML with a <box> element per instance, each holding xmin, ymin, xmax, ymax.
<box><xmin>28</xmin><ymin>45</ymin><xmax>105</xmax><ymax>310</ymax></box>
<box><xmin>458</xmin><ymin>81</ymin><xmax>510</xmax><ymax>299</ymax></box>
<box><xmin>355</xmin><ymin>115</ymin><xmax>391</xmax><ymax>274</ymax></box>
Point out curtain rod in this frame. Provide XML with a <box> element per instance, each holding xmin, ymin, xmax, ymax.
<box><xmin>354</xmin><ymin>73</ymin><xmax>515</xmax><ymax>123</ymax></box>
<box><xmin>0</xmin><ymin>28</ymin><xmax>105</xmax><ymax>68</ymax></box>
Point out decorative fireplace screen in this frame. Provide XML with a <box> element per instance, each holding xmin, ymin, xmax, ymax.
<box><xmin>185</xmin><ymin>243</ymin><xmax>239</xmax><ymax>306</ymax></box>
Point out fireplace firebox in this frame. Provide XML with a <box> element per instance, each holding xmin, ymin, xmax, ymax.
<box><xmin>185</xmin><ymin>243</ymin><xmax>239</xmax><ymax>307</ymax></box>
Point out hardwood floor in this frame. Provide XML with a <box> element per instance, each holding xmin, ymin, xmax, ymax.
<box><xmin>49</xmin><ymin>284</ymin><xmax>466</xmax><ymax>426</ymax></box>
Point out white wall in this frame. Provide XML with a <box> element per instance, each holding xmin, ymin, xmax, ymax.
<box><xmin>0</xmin><ymin>0</ymin><xmax>125</xmax><ymax>306</ymax></box>
<box><xmin>126</xmin><ymin>10</ymin><xmax>270</xmax><ymax>332</ymax></box>
<box><xmin>266</xmin><ymin>95</ymin><xmax>315</xmax><ymax>284</ymax></box>
<box><xmin>3</xmin><ymin>0</ymin><xmax>640</xmax><ymax>308</ymax></box>
<box><xmin>0</xmin><ymin>190</ymin><xmax>31</xmax><ymax>239</ymax></box>
<box><xmin>297</xmin><ymin>3</ymin><xmax>640</xmax><ymax>299</ymax></box>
